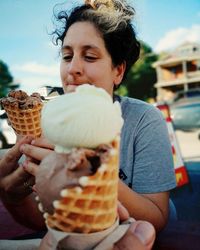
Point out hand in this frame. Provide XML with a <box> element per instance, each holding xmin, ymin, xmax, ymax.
<box><xmin>38</xmin><ymin>199</ymin><xmax>155</xmax><ymax>250</ymax></box>
<box><xmin>39</xmin><ymin>214</ymin><xmax>155</xmax><ymax>250</ymax></box>
<box><xmin>20</xmin><ymin>137</ymin><xmax>54</xmax><ymax>176</ymax></box>
<box><xmin>0</xmin><ymin>136</ymin><xmax>34</xmax><ymax>203</ymax></box>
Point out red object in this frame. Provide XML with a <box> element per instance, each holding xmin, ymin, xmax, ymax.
<box><xmin>156</xmin><ymin>103</ymin><xmax>171</xmax><ymax>119</ymax></box>
<box><xmin>175</xmin><ymin>166</ymin><xmax>189</xmax><ymax>187</ymax></box>
<box><xmin>156</xmin><ymin>103</ymin><xmax>189</xmax><ymax>187</ymax></box>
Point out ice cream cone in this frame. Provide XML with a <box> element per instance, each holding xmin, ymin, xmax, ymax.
<box><xmin>45</xmin><ymin>137</ymin><xmax>119</xmax><ymax>234</ymax></box>
<box><xmin>3</xmin><ymin>103</ymin><xmax>43</xmax><ymax>138</ymax></box>
<box><xmin>0</xmin><ymin>90</ymin><xmax>43</xmax><ymax>138</ymax></box>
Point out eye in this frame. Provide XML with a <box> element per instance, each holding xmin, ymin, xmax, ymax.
<box><xmin>63</xmin><ymin>55</ymin><xmax>73</xmax><ymax>62</ymax></box>
<box><xmin>85</xmin><ymin>54</ymin><xmax>98</xmax><ymax>62</ymax></box>
<box><xmin>85</xmin><ymin>56</ymin><xmax>96</xmax><ymax>61</ymax></box>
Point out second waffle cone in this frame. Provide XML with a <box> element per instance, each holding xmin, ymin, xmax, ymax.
<box><xmin>4</xmin><ymin>104</ymin><xmax>43</xmax><ymax>138</ymax></box>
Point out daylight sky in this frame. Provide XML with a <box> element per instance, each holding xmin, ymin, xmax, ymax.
<box><xmin>0</xmin><ymin>0</ymin><xmax>200</xmax><ymax>94</ymax></box>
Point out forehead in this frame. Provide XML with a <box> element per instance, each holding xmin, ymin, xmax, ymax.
<box><xmin>63</xmin><ymin>21</ymin><xmax>104</xmax><ymax>46</ymax></box>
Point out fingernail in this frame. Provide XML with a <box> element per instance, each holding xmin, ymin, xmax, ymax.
<box><xmin>20</xmin><ymin>144</ymin><xmax>25</xmax><ymax>152</ymax></box>
<box><xmin>130</xmin><ymin>222</ymin><xmax>154</xmax><ymax>245</ymax></box>
<box><xmin>22</xmin><ymin>160</ymin><xmax>29</xmax><ymax>169</ymax></box>
<box><xmin>31</xmin><ymin>140</ymin><xmax>35</xmax><ymax>145</ymax></box>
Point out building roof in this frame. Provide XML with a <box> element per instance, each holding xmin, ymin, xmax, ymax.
<box><xmin>153</xmin><ymin>42</ymin><xmax>200</xmax><ymax>67</ymax></box>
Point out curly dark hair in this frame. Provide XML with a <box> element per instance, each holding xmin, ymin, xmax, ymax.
<box><xmin>52</xmin><ymin>2</ymin><xmax>140</xmax><ymax>81</ymax></box>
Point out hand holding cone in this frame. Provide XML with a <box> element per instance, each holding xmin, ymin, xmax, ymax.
<box><xmin>45</xmin><ymin>137</ymin><xmax>119</xmax><ymax>234</ymax></box>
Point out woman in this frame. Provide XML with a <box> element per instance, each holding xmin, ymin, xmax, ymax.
<box><xmin>0</xmin><ymin>0</ymin><xmax>176</xmax><ymax>236</ymax></box>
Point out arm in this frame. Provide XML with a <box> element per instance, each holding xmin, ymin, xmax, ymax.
<box><xmin>118</xmin><ymin>180</ymin><xmax>169</xmax><ymax>232</ymax></box>
<box><xmin>3</xmin><ymin>193</ymin><xmax>46</xmax><ymax>230</ymax></box>
<box><xmin>0</xmin><ymin>136</ymin><xmax>46</xmax><ymax>230</ymax></box>
<box><xmin>119</xmin><ymin>104</ymin><xmax>176</xmax><ymax>232</ymax></box>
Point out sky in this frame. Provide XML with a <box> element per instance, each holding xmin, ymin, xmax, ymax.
<box><xmin>0</xmin><ymin>0</ymin><xmax>200</xmax><ymax>94</ymax></box>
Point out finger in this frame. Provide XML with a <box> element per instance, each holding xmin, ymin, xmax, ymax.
<box><xmin>31</xmin><ymin>137</ymin><xmax>54</xmax><ymax>150</ymax></box>
<box><xmin>39</xmin><ymin>232</ymin><xmax>54</xmax><ymax>250</ymax></box>
<box><xmin>0</xmin><ymin>136</ymin><xmax>33</xmax><ymax>175</ymax></box>
<box><xmin>132</xmin><ymin>221</ymin><xmax>156</xmax><ymax>250</ymax></box>
<box><xmin>21</xmin><ymin>160</ymin><xmax>39</xmax><ymax>176</ymax></box>
<box><xmin>114</xmin><ymin>221</ymin><xmax>155</xmax><ymax>250</ymax></box>
<box><xmin>2</xmin><ymin>165</ymin><xmax>33</xmax><ymax>191</ymax></box>
<box><xmin>113</xmin><ymin>230</ymin><xmax>145</xmax><ymax>250</ymax></box>
<box><xmin>20</xmin><ymin>143</ymin><xmax>52</xmax><ymax>162</ymax></box>
<box><xmin>117</xmin><ymin>201</ymin><xmax>130</xmax><ymax>222</ymax></box>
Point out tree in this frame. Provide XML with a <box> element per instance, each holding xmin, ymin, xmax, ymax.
<box><xmin>122</xmin><ymin>41</ymin><xmax>158</xmax><ymax>101</ymax></box>
<box><xmin>0</xmin><ymin>60</ymin><xmax>19</xmax><ymax>97</ymax></box>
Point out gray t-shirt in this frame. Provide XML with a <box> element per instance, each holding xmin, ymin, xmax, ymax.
<box><xmin>116</xmin><ymin>95</ymin><xmax>176</xmax><ymax>193</ymax></box>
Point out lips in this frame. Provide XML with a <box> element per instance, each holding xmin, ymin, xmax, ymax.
<box><xmin>64</xmin><ymin>84</ymin><xmax>78</xmax><ymax>93</ymax></box>
<box><xmin>63</xmin><ymin>82</ymin><xmax>92</xmax><ymax>93</ymax></box>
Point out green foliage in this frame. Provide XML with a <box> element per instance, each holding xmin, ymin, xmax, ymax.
<box><xmin>114</xmin><ymin>85</ymin><xmax>128</xmax><ymax>96</ymax></box>
<box><xmin>0</xmin><ymin>60</ymin><xmax>19</xmax><ymax>97</ymax></box>
<box><xmin>123</xmin><ymin>41</ymin><xmax>158</xmax><ymax>101</ymax></box>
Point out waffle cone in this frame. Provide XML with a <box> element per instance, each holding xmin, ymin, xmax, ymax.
<box><xmin>45</xmin><ymin>137</ymin><xmax>120</xmax><ymax>234</ymax></box>
<box><xmin>4</xmin><ymin>103</ymin><xmax>43</xmax><ymax>138</ymax></box>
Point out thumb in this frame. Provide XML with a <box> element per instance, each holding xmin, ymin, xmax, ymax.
<box><xmin>114</xmin><ymin>221</ymin><xmax>155</xmax><ymax>250</ymax></box>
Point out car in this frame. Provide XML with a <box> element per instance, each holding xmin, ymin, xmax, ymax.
<box><xmin>170</xmin><ymin>94</ymin><xmax>200</xmax><ymax>132</ymax></box>
<box><xmin>171</xmin><ymin>88</ymin><xmax>200</xmax><ymax>103</ymax></box>
<box><xmin>0</xmin><ymin>110</ymin><xmax>16</xmax><ymax>148</ymax></box>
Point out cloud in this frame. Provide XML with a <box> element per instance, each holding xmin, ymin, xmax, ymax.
<box><xmin>11</xmin><ymin>61</ymin><xmax>60</xmax><ymax>94</ymax></box>
<box><xmin>13</xmin><ymin>61</ymin><xmax>59</xmax><ymax>77</ymax></box>
<box><xmin>155</xmin><ymin>24</ymin><xmax>200</xmax><ymax>53</ymax></box>
<box><xmin>17</xmin><ymin>75</ymin><xmax>61</xmax><ymax>95</ymax></box>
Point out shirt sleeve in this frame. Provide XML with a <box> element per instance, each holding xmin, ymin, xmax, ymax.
<box><xmin>131</xmin><ymin>106</ymin><xmax>176</xmax><ymax>193</ymax></box>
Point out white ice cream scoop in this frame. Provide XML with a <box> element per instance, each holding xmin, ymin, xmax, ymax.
<box><xmin>41</xmin><ymin>84</ymin><xmax>123</xmax><ymax>153</ymax></box>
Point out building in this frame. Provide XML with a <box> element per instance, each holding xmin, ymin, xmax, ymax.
<box><xmin>37</xmin><ymin>86</ymin><xmax>63</xmax><ymax>100</ymax></box>
<box><xmin>153</xmin><ymin>42</ymin><xmax>200</xmax><ymax>102</ymax></box>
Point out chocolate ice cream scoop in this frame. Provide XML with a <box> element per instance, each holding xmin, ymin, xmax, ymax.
<box><xmin>35</xmin><ymin>144</ymin><xmax>111</xmax><ymax>214</ymax></box>
<box><xmin>0</xmin><ymin>90</ymin><xmax>43</xmax><ymax>110</ymax></box>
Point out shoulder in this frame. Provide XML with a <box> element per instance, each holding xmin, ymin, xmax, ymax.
<box><xmin>118</xmin><ymin>96</ymin><xmax>164</xmax><ymax>123</ymax></box>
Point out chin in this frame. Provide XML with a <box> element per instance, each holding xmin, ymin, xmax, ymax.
<box><xmin>64</xmin><ymin>85</ymin><xmax>78</xmax><ymax>93</ymax></box>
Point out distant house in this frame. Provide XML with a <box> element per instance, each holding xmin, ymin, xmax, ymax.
<box><xmin>37</xmin><ymin>86</ymin><xmax>64</xmax><ymax>100</ymax></box>
<box><xmin>153</xmin><ymin>42</ymin><xmax>200</xmax><ymax>102</ymax></box>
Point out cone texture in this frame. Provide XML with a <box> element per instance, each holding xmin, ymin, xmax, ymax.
<box><xmin>45</xmin><ymin>138</ymin><xmax>119</xmax><ymax>234</ymax></box>
<box><xmin>4</xmin><ymin>104</ymin><xmax>43</xmax><ymax>138</ymax></box>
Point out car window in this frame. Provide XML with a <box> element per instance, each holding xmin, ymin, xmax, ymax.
<box><xmin>171</xmin><ymin>103</ymin><xmax>200</xmax><ymax>131</ymax></box>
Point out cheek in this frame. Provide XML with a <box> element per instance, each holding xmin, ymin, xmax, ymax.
<box><xmin>60</xmin><ymin>64</ymin><xmax>66</xmax><ymax>81</ymax></box>
<box><xmin>87</xmin><ymin>67</ymin><xmax>106</xmax><ymax>82</ymax></box>
<box><xmin>59</xmin><ymin>67</ymin><xmax>66</xmax><ymax>91</ymax></box>
<box><xmin>60</xmin><ymin>64</ymin><xmax>63</xmax><ymax>75</ymax></box>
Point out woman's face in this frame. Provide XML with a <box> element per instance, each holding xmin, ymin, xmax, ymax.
<box><xmin>60</xmin><ymin>21</ymin><xmax>125</xmax><ymax>95</ymax></box>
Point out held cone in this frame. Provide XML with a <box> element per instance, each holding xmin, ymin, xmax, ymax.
<box><xmin>4</xmin><ymin>103</ymin><xmax>43</xmax><ymax>138</ymax></box>
<box><xmin>0</xmin><ymin>90</ymin><xmax>43</xmax><ymax>138</ymax></box>
<box><xmin>45</xmin><ymin>137</ymin><xmax>120</xmax><ymax>234</ymax></box>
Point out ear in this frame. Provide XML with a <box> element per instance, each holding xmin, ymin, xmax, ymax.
<box><xmin>113</xmin><ymin>61</ymin><xmax>126</xmax><ymax>87</ymax></box>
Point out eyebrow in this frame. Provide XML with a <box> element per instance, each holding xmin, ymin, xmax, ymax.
<box><xmin>61</xmin><ymin>45</ymin><xmax>100</xmax><ymax>52</ymax></box>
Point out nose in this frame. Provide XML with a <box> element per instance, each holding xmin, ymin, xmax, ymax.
<box><xmin>67</xmin><ymin>55</ymin><xmax>83</xmax><ymax>76</ymax></box>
